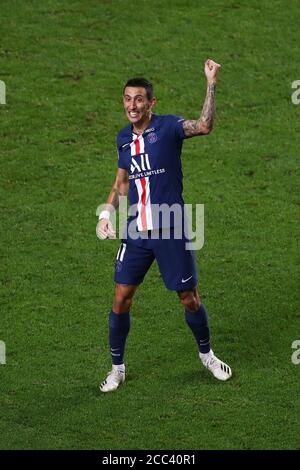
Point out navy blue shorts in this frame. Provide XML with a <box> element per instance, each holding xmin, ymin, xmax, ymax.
<box><xmin>114</xmin><ymin>228</ymin><xmax>198</xmax><ymax>291</ymax></box>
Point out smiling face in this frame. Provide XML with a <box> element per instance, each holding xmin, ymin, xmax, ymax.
<box><xmin>123</xmin><ymin>86</ymin><xmax>156</xmax><ymax>132</ymax></box>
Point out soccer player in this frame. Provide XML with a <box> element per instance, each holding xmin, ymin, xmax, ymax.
<box><xmin>97</xmin><ymin>59</ymin><xmax>232</xmax><ymax>392</ymax></box>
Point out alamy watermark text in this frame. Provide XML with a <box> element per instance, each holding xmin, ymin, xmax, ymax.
<box><xmin>291</xmin><ymin>80</ymin><xmax>300</xmax><ymax>105</ymax></box>
<box><xmin>0</xmin><ymin>341</ymin><xmax>6</xmax><ymax>365</ymax></box>
<box><xmin>291</xmin><ymin>340</ymin><xmax>300</xmax><ymax>365</ymax></box>
<box><xmin>0</xmin><ymin>80</ymin><xmax>6</xmax><ymax>104</ymax></box>
<box><xmin>96</xmin><ymin>197</ymin><xmax>204</xmax><ymax>250</ymax></box>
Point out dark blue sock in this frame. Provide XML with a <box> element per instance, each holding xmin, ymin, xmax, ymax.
<box><xmin>185</xmin><ymin>304</ymin><xmax>211</xmax><ymax>354</ymax></box>
<box><xmin>109</xmin><ymin>311</ymin><xmax>131</xmax><ymax>365</ymax></box>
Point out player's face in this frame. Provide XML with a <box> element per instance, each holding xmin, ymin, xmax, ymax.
<box><xmin>123</xmin><ymin>87</ymin><xmax>156</xmax><ymax>127</ymax></box>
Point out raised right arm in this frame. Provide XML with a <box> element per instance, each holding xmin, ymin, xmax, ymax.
<box><xmin>182</xmin><ymin>59</ymin><xmax>221</xmax><ymax>137</ymax></box>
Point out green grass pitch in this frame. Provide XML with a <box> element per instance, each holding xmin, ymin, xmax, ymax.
<box><xmin>0</xmin><ymin>0</ymin><xmax>299</xmax><ymax>450</ymax></box>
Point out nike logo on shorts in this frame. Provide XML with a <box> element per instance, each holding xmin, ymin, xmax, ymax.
<box><xmin>181</xmin><ymin>275</ymin><xmax>193</xmax><ymax>283</ymax></box>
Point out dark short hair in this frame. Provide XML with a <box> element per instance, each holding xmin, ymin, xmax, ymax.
<box><xmin>123</xmin><ymin>77</ymin><xmax>154</xmax><ymax>100</ymax></box>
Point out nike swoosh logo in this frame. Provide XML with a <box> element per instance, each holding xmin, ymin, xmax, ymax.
<box><xmin>182</xmin><ymin>276</ymin><xmax>193</xmax><ymax>283</ymax></box>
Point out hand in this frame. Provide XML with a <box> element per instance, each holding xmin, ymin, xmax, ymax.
<box><xmin>204</xmin><ymin>59</ymin><xmax>221</xmax><ymax>84</ymax></box>
<box><xmin>96</xmin><ymin>218</ymin><xmax>116</xmax><ymax>240</ymax></box>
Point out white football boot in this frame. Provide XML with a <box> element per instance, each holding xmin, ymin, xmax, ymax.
<box><xmin>100</xmin><ymin>365</ymin><xmax>125</xmax><ymax>393</ymax></box>
<box><xmin>199</xmin><ymin>350</ymin><xmax>232</xmax><ymax>381</ymax></box>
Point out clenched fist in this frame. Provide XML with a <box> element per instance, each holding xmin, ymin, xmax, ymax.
<box><xmin>96</xmin><ymin>218</ymin><xmax>116</xmax><ymax>240</ymax></box>
<box><xmin>204</xmin><ymin>59</ymin><xmax>221</xmax><ymax>84</ymax></box>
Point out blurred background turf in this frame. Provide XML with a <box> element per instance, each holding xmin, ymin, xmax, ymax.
<box><xmin>0</xmin><ymin>0</ymin><xmax>299</xmax><ymax>449</ymax></box>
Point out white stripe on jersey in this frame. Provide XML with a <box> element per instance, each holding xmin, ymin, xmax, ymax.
<box><xmin>131</xmin><ymin>133</ymin><xmax>153</xmax><ymax>231</ymax></box>
<box><xmin>138</xmin><ymin>133</ymin><xmax>145</xmax><ymax>153</ymax></box>
<box><xmin>135</xmin><ymin>177</ymin><xmax>153</xmax><ymax>231</ymax></box>
<box><xmin>143</xmin><ymin>177</ymin><xmax>153</xmax><ymax>230</ymax></box>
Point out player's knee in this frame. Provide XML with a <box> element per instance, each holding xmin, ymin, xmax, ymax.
<box><xmin>113</xmin><ymin>285</ymin><xmax>135</xmax><ymax>313</ymax></box>
<box><xmin>113</xmin><ymin>295</ymin><xmax>133</xmax><ymax>313</ymax></box>
<box><xmin>179</xmin><ymin>290</ymin><xmax>201</xmax><ymax>311</ymax></box>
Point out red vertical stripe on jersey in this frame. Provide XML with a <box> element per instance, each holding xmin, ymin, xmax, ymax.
<box><xmin>135</xmin><ymin>135</ymin><xmax>147</xmax><ymax>230</ymax></box>
<box><xmin>140</xmin><ymin>177</ymin><xmax>147</xmax><ymax>230</ymax></box>
<box><xmin>134</xmin><ymin>136</ymin><xmax>140</xmax><ymax>155</ymax></box>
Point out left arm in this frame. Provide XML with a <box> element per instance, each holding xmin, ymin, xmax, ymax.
<box><xmin>183</xmin><ymin>59</ymin><xmax>221</xmax><ymax>137</ymax></box>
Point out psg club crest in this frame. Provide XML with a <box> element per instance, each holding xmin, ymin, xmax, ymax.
<box><xmin>147</xmin><ymin>132</ymin><xmax>157</xmax><ymax>144</ymax></box>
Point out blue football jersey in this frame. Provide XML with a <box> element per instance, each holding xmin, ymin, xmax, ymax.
<box><xmin>116</xmin><ymin>114</ymin><xmax>189</xmax><ymax>231</ymax></box>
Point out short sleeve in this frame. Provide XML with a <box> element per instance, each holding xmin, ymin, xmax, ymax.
<box><xmin>116</xmin><ymin>136</ymin><xmax>127</xmax><ymax>170</ymax></box>
<box><xmin>167</xmin><ymin>115</ymin><xmax>187</xmax><ymax>141</ymax></box>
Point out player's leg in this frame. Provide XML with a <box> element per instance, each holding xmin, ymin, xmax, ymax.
<box><xmin>153</xmin><ymin>231</ymin><xmax>232</xmax><ymax>381</ymax></box>
<box><xmin>100</xmin><ymin>240</ymin><xmax>154</xmax><ymax>393</ymax></box>
<box><xmin>154</xmin><ymin>232</ymin><xmax>209</xmax><ymax>356</ymax></box>
<box><xmin>100</xmin><ymin>283</ymin><xmax>138</xmax><ymax>393</ymax></box>
<box><xmin>177</xmin><ymin>287</ymin><xmax>232</xmax><ymax>381</ymax></box>
<box><xmin>177</xmin><ymin>287</ymin><xmax>211</xmax><ymax>355</ymax></box>
<box><xmin>177</xmin><ymin>287</ymin><xmax>210</xmax><ymax>353</ymax></box>
<box><xmin>110</xmin><ymin>283</ymin><xmax>138</xmax><ymax>367</ymax></box>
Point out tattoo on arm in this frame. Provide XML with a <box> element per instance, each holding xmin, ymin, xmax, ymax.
<box><xmin>183</xmin><ymin>82</ymin><xmax>216</xmax><ymax>137</ymax></box>
<box><xmin>202</xmin><ymin>82</ymin><xmax>216</xmax><ymax>130</ymax></box>
<box><xmin>182</xmin><ymin>119</ymin><xmax>200</xmax><ymax>136</ymax></box>
<box><xmin>110</xmin><ymin>188</ymin><xmax>120</xmax><ymax>209</ymax></box>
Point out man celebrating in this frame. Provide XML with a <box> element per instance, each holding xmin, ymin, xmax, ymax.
<box><xmin>97</xmin><ymin>59</ymin><xmax>232</xmax><ymax>392</ymax></box>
